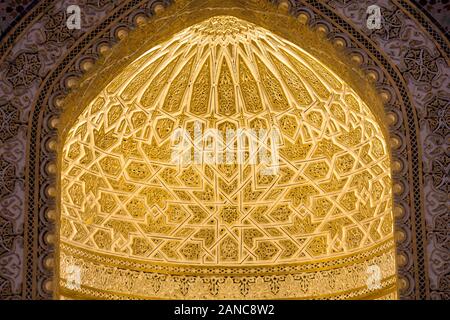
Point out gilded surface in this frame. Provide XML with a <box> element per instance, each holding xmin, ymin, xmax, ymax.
<box><xmin>60</xmin><ymin>16</ymin><xmax>396</xmax><ymax>299</ymax></box>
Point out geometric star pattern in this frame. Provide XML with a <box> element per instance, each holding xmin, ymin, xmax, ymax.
<box><xmin>61</xmin><ymin>17</ymin><xmax>394</xmax><ymax>268</ymax></box>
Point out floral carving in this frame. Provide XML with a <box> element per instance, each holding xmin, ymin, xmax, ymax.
<box><xmin>5</xmin><ymin>52</ymin><xmax>41</xmax><ymax>88</ymax></box>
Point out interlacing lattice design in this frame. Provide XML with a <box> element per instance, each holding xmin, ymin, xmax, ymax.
<box><xmin>59</xmin><ymin>16</ymin><xmax>396</xmax><ymax>298</ymax></box>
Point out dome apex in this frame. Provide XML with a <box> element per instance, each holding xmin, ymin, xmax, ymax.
<box><xmin>189</xmin><ymin>16</ymin><xmax>257</xmax><ymax>39</ymax></box>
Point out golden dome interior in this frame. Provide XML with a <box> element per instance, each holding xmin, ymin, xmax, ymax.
<box><xmin>59</xmin><ymin>16</ymin><xmax>396</xmax><ymax>299</ymax></box>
